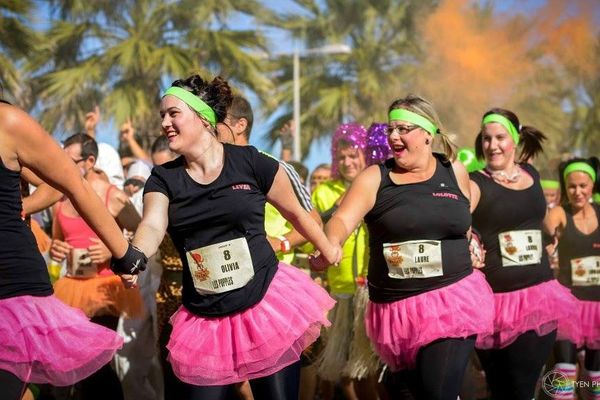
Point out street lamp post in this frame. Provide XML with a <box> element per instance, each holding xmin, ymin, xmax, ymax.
<box><xmin>292</xmin><ymin>44</ymin><xmax>352</xmax><ymax>161</ymax></box>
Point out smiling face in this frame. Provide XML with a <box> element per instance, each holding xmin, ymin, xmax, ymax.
<box><xmin>481</xmin><ymin>122</ymin><xmax>517</xmax><ymax>170</ymax></box>
<box><xmin>160</xmin><ymin>95</ymin><xmax>208</xmax><ymax>153</ymax></box>
<box><xmin>336</xmin><ymin>145</ymin><xmax>365</xmax><ymax>183</ymax></box>
<box><xmin>566</xmin><ymin>171</ymin><xmax>594</xmax><ymax>209</ymax></box>
<box><xmin>386</xmin><ymin>120</ymin><xmax>430</xmax><ymax>169</ymax></box>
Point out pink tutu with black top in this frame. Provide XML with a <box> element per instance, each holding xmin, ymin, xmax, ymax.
<box><xmin>0</xmin><ymin>294</ymin><xmax>123</xmax><ymax>386</ymax></box>
<box><xmin>167</xmin><ymin>262</ymin><xmax>335</xmax><ymax>386</ymax></box>
<box><xmin>557</xmin><ymin>299</ymin><xmax>600</xmax><ymax>349</ymax></box>
<box><xmin>476</xmin><ymin>278</ymin><xmax>578</xmax><ymax>349</ymax></box>
<box><xmin>365</xmin><ymin>269</ymin><xmax>494</xmax><ymax>371</ymax></box>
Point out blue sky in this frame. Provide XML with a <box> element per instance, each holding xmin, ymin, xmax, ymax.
<box><xmin>36</xmin><ymin>0</ymin><xmax>595</xmax><ymax>174</ymax></box>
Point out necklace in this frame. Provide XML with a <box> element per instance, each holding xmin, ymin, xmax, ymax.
<box><xmin>487</xmin><ymin>164</ymin><xmax>521</xmax><ymax>183</ymax></box>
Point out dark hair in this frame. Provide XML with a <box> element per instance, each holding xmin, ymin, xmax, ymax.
<box><xmin>287</xmin><ymin>161</ymin><xmax>309</xmax><ymax>182</ymax></box>
<box><xmin>170</xmin><ymin>74</ymin><xmax>233</xmax><ymax>128</ymax></box>
<box><xmin>388</xmin><ymin>94</ymin><xmax>457</xmax><ymax>161</ymax></box>
<box><xmin>228</xmin><ymin>95</ymin><xmax>254</xmax><ymax>139</ymax></box>
<box><xmin>558</xmin><ymin>156</ymin><xmax>600</xmax><ymax>206</ymax></box>
<box><xmin>63</xmin><ymin>133</ymin><xmax>98</xmax><ymax>160</ymax></box>
<box><xmin>313</xmin><ymin>163</ymin><xmax>331</xmax><ymax>172</ymax></box>
<box><xmin>151</xmin><ymin>135</ymin><xmax>171</xmax><ymax>155</ymax></box>
<box><xmin>475</xmin><ymin>108</ymin><xmax>546</xmax><ymax>163</ymax></box>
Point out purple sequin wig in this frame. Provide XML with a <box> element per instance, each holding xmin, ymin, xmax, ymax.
<box><xmin>365</xmin><ymin>123</ymin><xmax>391</xmax><ymax>166</ymax></box>
<box><xmin>330</xmin><ymin>122</ymin><xmax>368</xmax><ymax>179</ymax></box>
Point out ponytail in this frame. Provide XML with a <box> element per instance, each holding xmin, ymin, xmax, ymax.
<box><xmin>518</xmin><ymin>125</ymin><xmax>546</xmax><ymax>163</ymax></box>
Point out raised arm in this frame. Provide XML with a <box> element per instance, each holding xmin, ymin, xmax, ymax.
<box><xmin>131</xmin><ymin>192</ymin><xmax>170</xmax><ymax>259</ymax></box>
<box><xmin>21</xmin><ymin>167</ymin><xmax>64</xmax><ymax>215</ymax></box>
<box><xmin>266</xmin><ymin>166</ymin><xmax>340</xmax><ymax>265</ymax></box>
<box><xmin>3</xmin><ymin>104</ymin><xmax>128</xmax><ymax>258</ymax></box>
<box><xmin>325</xmin><ymin>165</ymin><xmax>380</xmax><ymax>247</ymax></box>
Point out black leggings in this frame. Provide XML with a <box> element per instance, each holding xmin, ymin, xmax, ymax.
<box><xmin>555</xmin><ymin>340</ymin><xmax>600</xmax><ymax>371</ymax></box>
<box><xmin>477</xmin><ymin>329</ymin><xmax>557</xmax><ymax>400</ymax></box>
<box><xmin>184</xmin><ymin>360</ymin><xmax>301</xmax><ymax>400</ymax></box>
<box><xmin>72</xmin><ymin>315</ymin><xmax>124</xmax><ymax>400</ymax></box>
<box><xmin>0</xmin><ymin>369</ymin><xmax>26</xmax><ymax>400</ymax></box>
<box><xmin>383</xmin><ymin>335</ymin><xmax>476</xmax><ymax>400</ymax></box>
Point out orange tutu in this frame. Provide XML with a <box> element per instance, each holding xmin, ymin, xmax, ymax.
<box><xmin>54</xmin><ymin>275</ymin><xmax>145</xmax><ymax>319</ymax></box>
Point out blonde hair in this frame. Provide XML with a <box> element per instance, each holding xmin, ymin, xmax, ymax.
<box><xmin>388</xmin><ymin>94</ymin><xmax>457</xmax><ymax>161</ymax></box>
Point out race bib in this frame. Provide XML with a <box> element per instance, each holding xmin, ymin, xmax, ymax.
<box><xmin>186</xmin><ymin>237</ymin><xmax>254</xmax><ymax>294</ymax></box>
<box><xmin>383</xmin><ymin>240</ymin><xmax>443</xmax><ymax>279</ymax></box>
<box><xmin>498</xmin><ymin>230</ymin><xmax>542</xmax><ymax>267</ymax></box>
<box><xmin>68</xmin><ymin>248</ymin><xmax>97</xmax><ymax>278</ymax></box>
<box><xmin>571</xmin><ymin>256</ymin><xmax>600</xmax><ymax>286</ymax></box>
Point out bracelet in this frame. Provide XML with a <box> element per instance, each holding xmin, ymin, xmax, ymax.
<box><xmin>277</xmin><ymin>236</ymin><xmax>291</xmax><ymax>253</ymax></box>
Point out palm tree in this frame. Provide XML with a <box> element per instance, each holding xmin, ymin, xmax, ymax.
<box><xmin>0</xmin><ymin>0</ymin><xmax>36</xmax><ymax>104</ymax></box>
<box><xmin>29</xmin><ymin>0</ymin><xmax>272</xmax><ymax>144</ymax></box>
<box><xmin>260</xmin><ymin>0</ymin><xmax>437</xmax><ymax>159</ymax></box>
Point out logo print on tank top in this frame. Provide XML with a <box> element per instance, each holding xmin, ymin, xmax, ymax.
<box><xmin>231</xmin><ymin>184</ymin><xmax>251</xmax><ymax>190</ymax></box>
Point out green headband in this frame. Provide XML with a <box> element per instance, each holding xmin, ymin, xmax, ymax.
<box><xmin>389</xmin><ymin>109</ymin><xmax>438</xmax><ymax>136</ymax></box>
<box><xmin>563</xmin><ymin>161</ymin><xmax>596</xmax><ymax>183</ymax></box>
<box><xmin>163</xmin><ymin>86</ymin><xmax>217</xmax><ymax>128</ymax></box>
<box><xmin>482</xmin><ymin>114</ymin><xmax>520</xmax><ymax>145</ymax></box>
<box><xmin>540</xmin><ymin>179</ymin><xmax>560</xmax><ymax>190</ymax></box>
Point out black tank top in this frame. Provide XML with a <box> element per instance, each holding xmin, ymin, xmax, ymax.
<box><xmin>557</xmin><ymin>204</ymin><xmax>600</xmax><ymax>301</ymax></box>
<box><xmin>0</xmin><ymin>157</ymin><xmax>53</xmax><ymax>299</ymax></box>
<box><xmin>470</xmin><ymin>164</ymin><xmax>553</xmax><ymax>292</ymax></box>
<box><xmin>365</xmin><ymin>154</ymin><xmax>473</xmax><ymax>303</ymax></box>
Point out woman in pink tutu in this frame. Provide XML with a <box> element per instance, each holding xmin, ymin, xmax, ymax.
<box><xmin>120</xmin><ymin>74</ymin><xmax>339</xmax><ymax>400</ymax></box>
<box><xmin>313</xmin><ymin>94</ymin><xmax>495</xmax><ymax>400</ymax></box>
<box><xmin>0</xmin><ymin>95</ymin><xmax>147</xmax><ymax>399</ymax></box>
<box><xmin>545</xmin><ymin>157</ymin><xmax>600</xmax><ymax>399</ymax></box>
<box><xmin>469</xmin><ymin>108</ymin><xmax>578</xmax><ymax>399</ymax></box>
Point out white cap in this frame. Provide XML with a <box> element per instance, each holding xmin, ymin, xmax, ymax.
<box><xmin>96</xmin><ymin>142</ymin><xmax>125</xmax><ymax>189</ymax></box>
<box><xmin>126</xmin><ymin>160</ymin><xmax>152</xmax><ymax>181</ymax></box>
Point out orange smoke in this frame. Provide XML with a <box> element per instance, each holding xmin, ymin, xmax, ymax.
<box><xmin>411</xmin><ymin>0</ymin><xmax>600</xmax><ymax>150</ymax></box>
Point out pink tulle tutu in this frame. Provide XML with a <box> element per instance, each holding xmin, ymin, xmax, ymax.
<box><xmin>0</xmin><ymin>294</ymin><xmax>123</xmax><ymax>386</ymax></box>
<box><xmin>167</xmin><ymin>263</ymin><xmax>335</xmax><ymax>385</ymax></box>
<box><xmin>558</xmin><ymin>299</ymin><xmax>600</xmax><ymax>349</ymax></box>
<box><xmin>365</xmin><ymin>270</ymin><xmax>494</xmax><ymax>371</ymax></box>
<box><xmin>476</xmin><ymin>279</ymin><xmax>578</xmax><ymax>349</ymax></box>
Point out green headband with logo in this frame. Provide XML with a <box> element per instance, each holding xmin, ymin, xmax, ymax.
<box><xmin>563</xmin><ymin>161</ymin><xmax>596</xmax><ymax>183</ymax></box>
<box><xmin>389</xmin><ymin>109</ymin><xmax>438</xmax><ymax>136</ymax></box>
<box><xmin>482</xmin><ymin>114</ymin><xmax>520</xmax><ymax>145</ymax></box>
<box><xmin>540</xmin><ymin>179</ymin><xmax>560</xmax><ymax>190</ymax></box>
<box><xmin>163</xmin><ymin>86</ymin><xmax>217</xmax><ymax>128</ymax></box>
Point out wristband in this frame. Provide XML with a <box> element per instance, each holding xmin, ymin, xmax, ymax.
<box><xmin>110</xmin><ymin>243</ymin><xmax>147</xmax><ymax>275</ymax></box>
<box><xmin>278</xmin><ymin>236</ymin><xmax>291</xmax><ymax>253</ymax></box>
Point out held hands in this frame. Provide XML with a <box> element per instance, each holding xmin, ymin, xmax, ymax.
<box><xmin>309</xmin><ymin>241</ymin><xmax>342</xmax><ymax>272</ymax></box>
<box><xmin>110</xmin><ymin>243</ymin><xmax>147</xmax><ymax>275</ymax></box>
<box><xmin>469</xmin><ymin>234</ymin><xmax>485</xmax><ymax>269</ymax></box>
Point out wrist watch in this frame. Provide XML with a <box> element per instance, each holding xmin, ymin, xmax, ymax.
<box><xmin>278</xmin><ymin>236</ymin><xmax>291</xmax><ymax>253</ymax></box>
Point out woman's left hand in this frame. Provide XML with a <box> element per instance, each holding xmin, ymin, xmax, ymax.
<box><xmin>88</xmin><ymin>237</ymin><xmax>111</xmax><ymax>264</ymax></box>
